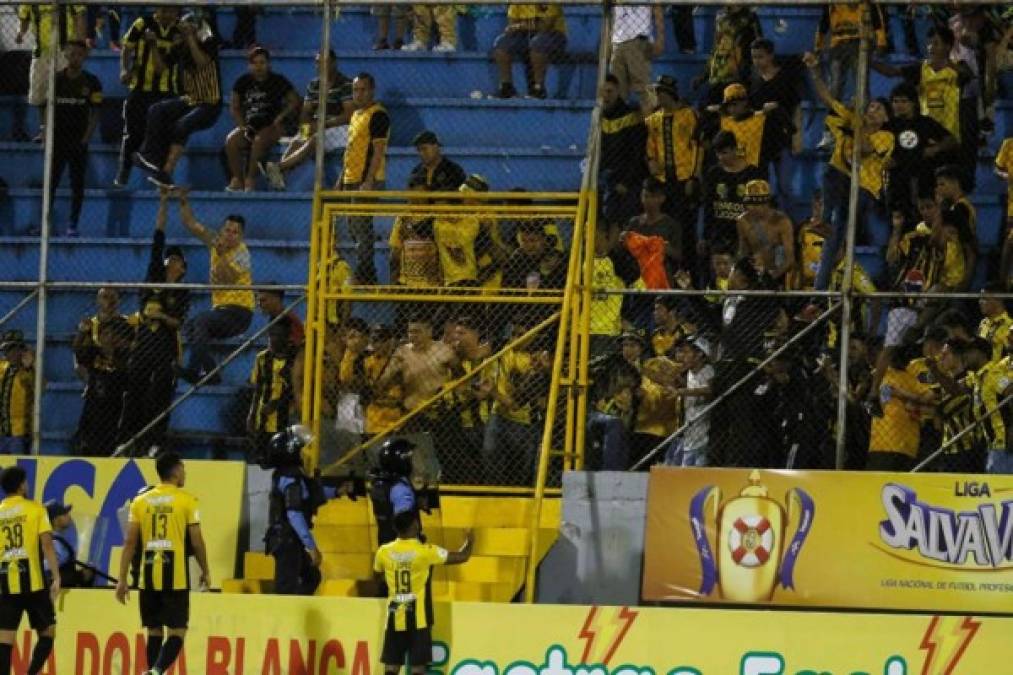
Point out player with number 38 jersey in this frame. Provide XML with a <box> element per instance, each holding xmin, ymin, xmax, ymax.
<box><xmin>0</xmin><ymin>466</ymin><xmax>61</xmax><ymax>675</ymax></box>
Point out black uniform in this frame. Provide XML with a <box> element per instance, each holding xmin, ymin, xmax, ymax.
<box><xmin>52</xmin><ymin>67</ymin><xmax>102</xmax><ymax>226</ymax></box>
<box><xmin>116</xmin><ymin>230</ymin><xmax>189</xmax><ymax>454</ymax></box>
<box><xmin>368</xmin><ymin>473</ymin><xmax>418</xmax><ymax>547</ymax></box>
<box><xmin>266</xmin><ymin>465</ymin><xmax>329</xmax><ymax>596</ymax></box>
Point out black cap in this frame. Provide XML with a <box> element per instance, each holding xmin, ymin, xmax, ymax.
<box><xmin>164</xmin><ymin>245</ymin><xmax>186</xmax><ymax>266</ymax></box>
<box><xmin>0</xmin><ymin>330</ymin><xmax>26</xmax><ymax>351</ymax></box>
<box><xmin>412</xmin><ymin>130</ymin><xmax>440</xmax><ymax>147</ymax></box>
<box><xmin>654</xmin><ymin>75</ymin><xmax>678</xmax><ymax>98</ymax></box>
<box><xmin>44</xmin><ymin>500</ymin><xmax>71</xmax><ymax>520</ymax></box>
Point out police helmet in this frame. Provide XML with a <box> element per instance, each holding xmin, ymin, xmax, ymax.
<box><xmin>265</xmin><ymin>425</ymin><xmax>313</xmax><ymax>467</ymax></box>
<box><xmin>377</xmin><ymin>437</ymin><xmax>414</xmax><ymax>477</ymax></box>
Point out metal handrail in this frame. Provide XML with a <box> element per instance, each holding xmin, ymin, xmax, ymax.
<box><xmin>113</xmin><ymin>294</ymin><xmax>307</xmax><ymax>457</ymax></box>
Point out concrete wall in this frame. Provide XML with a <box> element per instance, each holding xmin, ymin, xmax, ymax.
<box><xmin>537</xmin><ymin>471</ymin><xmax>649</xmax><ymax>606</ymax></box>
<box><xmin>245</xmin><ymin>466</ymin><xmax>273</xmax><ymax>557</ymax></box>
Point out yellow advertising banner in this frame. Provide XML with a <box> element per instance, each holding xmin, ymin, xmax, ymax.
<box><xmin>6</xmin><ymin>591</ymin><xmax>1011</xmax><ymax>674</ymax></box>
<box><xmin>0</xmin><ymin>456</ymin><xmax>245</xmax><ymax>589</ymax></box>
<box><xmin>642</xmin><ymin>466</ymin><xmax>1013</xmax><ymax>613</ymax></box>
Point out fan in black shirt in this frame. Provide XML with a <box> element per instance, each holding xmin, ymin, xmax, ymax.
<box><xmin>50</xmin><ymin>40</ymin><xmax>102</xmax><ymax>237</ymax></box>
<box><xmin>599</xmin><ymin>75</ymin><xmax>648</xmax><ymax>228</ymax></box>
<box><xmin>748</xmin><ymin>39</ymin><xmax>804</xmax><ymax>215</ymax></box>
<box><xmin>701</xmin><ymin>131</ymin><xmax>767</xmax><ymax>259</ymax></box>
<box><xmin>225</xmin><ymin>46</ymin><xmax>301</xmax><ymax>192</ymax></box>
<box><xmin>408</xmin><ymin>131</ymin><xmax>467</xmax><ymax>191</ymax></box>
<box><xmin>886</xmin><ymin>82</ymin><xmax>958</xmax><ymax>221</ymax></box>
<box><xmin>115</xmin><ymin>189</ymin><xmax>189</xmax><ymax>458</ymax></box>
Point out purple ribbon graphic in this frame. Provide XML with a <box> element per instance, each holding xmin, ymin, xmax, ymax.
<box><xmin>778</xmin><ymin>488</ymin><xmax>815</xmax><ymax>590</ymax></box>
<box><xmin>689</xmin><ymin>486</ymin><xmax>718</xmax><ymax>596</ymax></box>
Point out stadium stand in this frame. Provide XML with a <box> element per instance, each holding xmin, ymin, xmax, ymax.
<box><xmin>0</xmin><ymin>1</ymin><xmax>1012</xmax><ymax>599</ymax></box>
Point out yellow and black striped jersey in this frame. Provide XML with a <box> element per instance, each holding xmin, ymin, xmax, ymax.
<box><xmin>373</xmin><ymin>537</ymin><xmax>447</xmax><ymax>631</ymax></box>
<box><xmin>128</xmin><ymin>483</ymin><xmax>200</xmax><ymax>591</ymax></box>
<box><xmin>0</xmin><ymin>495</ymin><xmax>51</xmax><ymax>595</ymax></box>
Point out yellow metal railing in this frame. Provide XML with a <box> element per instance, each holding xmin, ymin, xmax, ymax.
<box><xmin>303</xmin><ymin>191</ymin><xmax>581</xmax><ymax>484</ymax></box>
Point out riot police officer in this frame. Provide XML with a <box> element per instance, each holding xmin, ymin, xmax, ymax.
<box><xmin>368</xmin><ymin>437</ymin><xmax>419</xmax><ymax>548</ymax></box>
<box><xmin>264</xmin><ymin>425</ymin><xmax>338</xmax><ymax>595</ymax></box>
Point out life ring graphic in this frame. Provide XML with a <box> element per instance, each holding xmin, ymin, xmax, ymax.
<box><xmin>728</xmin><ymin>515</ymin><xmax>774</xmax><ymax>567</ymax></box>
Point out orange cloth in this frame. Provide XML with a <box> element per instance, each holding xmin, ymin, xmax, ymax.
<box><xmin>624</xmin><ymin>232</ymin><xmax>670</xmax><ymax>289</ymax></box>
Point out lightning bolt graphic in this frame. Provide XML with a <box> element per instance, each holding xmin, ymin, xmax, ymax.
<box><xmin>577</xmin><ymin>606</ymin><xmax>639</xmax><ymax>667</ymax></box>
<box><xmin>578</xmin><ymin>606</ymin><xmax>603</xmax><ymax>665</ymax></box>
<box><xmin>919</xmin><ymin>615</ymin><xmax>982</xmax><ymax>675</ymax></box>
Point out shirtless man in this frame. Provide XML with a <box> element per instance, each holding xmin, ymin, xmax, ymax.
<box><xmin>376</xmin><ymin>317</ymin><xmax>460</xmax><ymax>412</ymax></box>
<box><xmin>736</xmin><ymin>179</ymin><xmax>795</xmax><ymax>287</ymax></box>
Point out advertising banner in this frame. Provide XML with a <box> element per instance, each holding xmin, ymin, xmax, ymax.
<box><xmin>0</xmin><ymin>456</ymin><xmax>245</xmax><ymax>589</ymax></box>
<box><xmin>7</xmin><ymin>591</ymin><xmax>1011</xmax><ymax>674</ymax></box>
<box><xmin>642</xmin><ymin>467</ymin><xmax>1013</xmax><ymax>613</ymax></box>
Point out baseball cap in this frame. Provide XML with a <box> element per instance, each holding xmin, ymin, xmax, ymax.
<box><xmin>412</xmin><ymin>130</ymin><xmax>440</xmax><ymax>147</ymax></box>
<box><xmin>620</xmin><ymin>330</ymin><xmax>646</xmax><ymax>346</ymax></box>
<box><xmin>722</xmin><ymin>83</ymin><xmax>748</xmax><ymax>104</ymax></box>
<box><xmin>688</xmin><ymin>335</ymin><xmax>714</xmax><ymax>359</ymax></box>
<box><xmin>743</xmin><ymin>179</ymin><xmax>772</xmax><ymax>205</ymax></box>
<box><xmin>0</xmin><ymin>330</ymin><xmax>26</xmax><ymax>351</ymax></box>
<box><xmin>653</xmin><ymin>75</ymin><xmax>678</xmax><ymax>98</ymax></box>
<box><xmin>44</xmin><ymin>500</ymin><xmax>71</xmax><ymax>520</ymax></box>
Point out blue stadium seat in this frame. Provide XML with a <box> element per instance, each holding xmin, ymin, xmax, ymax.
<box><xmin>72</xmin><ymin>49</ymin><xmax>599</xmax><ymax>102</ymax></box>
<box><xmin>196</xmin><ymin>5</ymin><xmax>605</xmax><ymax>54</ymax></box>
<box><xmin>0</xmin><ymin>142</ymin><xmax>584</xmax><ymax>194</ymax></box>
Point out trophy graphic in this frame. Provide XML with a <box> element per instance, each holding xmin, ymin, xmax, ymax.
<box><xmin>688</xmin><ymin>470</ymin><xmax>815</xmax><ymax>602</ymax></box>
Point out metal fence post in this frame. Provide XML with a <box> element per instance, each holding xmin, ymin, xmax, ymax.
<box><xmin>833</xmin><ymin>5</ymin><xmax>872</xmax><ymax>469</ymax></box>
<box><xmin>32</xmin><ymin>1</ymin><xmax>62</xmax><ymax>455</ymax></box>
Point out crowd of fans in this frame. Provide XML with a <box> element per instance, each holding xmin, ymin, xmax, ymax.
<box><xmin>590</xmin><ymin>3</ymin><xmax>1013</xmax><ymax>475</ymax></box>
<box><xmin>2</xmin><ymin>3</ymin><xmax>1012</xmax><ymax>481</ymax></box>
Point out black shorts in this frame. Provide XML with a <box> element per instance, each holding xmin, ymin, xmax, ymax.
<box><xmin>0</xmin><ymin>591</ymin><xmax>56</xmax><ymax>631</ymax></box>
<box><xmin>139</xmin><ymin>589</ymin><xmax>190</xmax><ymax>629</ymax></box>
<box><xmin>381</xmin><ymin>621</ymin><xmax>432</xmax><ymax>667</ymax></box>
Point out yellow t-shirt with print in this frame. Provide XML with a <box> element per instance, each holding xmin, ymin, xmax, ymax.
<box><xmin>591</xmin><ymin>256</ymin><xmax>623</xmax><ymax>336</ymax></box>
<box><xmin>634</xmin><ymin>377</ymin><xmax>679</xmax><ymax>438</ymax></box>
<box><xmin>363</xmin><ymin>353</ymin><xmax>403</xmax><ymax>435</ymax></box>
<box><xmin>869</xmin><ymin>365</ymin><xmax>932</xmax><ymax>458</ymax></box>
<box><xmin>434</xmin><ymin>217</ymin><xmax>480</xmax><ymax>286</ymax></box>
<box><xmin>211</xmin><ymin>243</ymin><xmax>255</xmax><ymax>309</ymax></box>
<box><xmin>826</xmin><ymin>100</ymin><xmax>894</xmax><ymax>198</ymax></box>
<box><xmin>979</xmin><ymin>313</ymin><xmax>1013</xmax><ymax>363</ymax></box>
<box><xmin>325</xmin><ymin>257</ymin><xmax>353</xmax><ymax>325</ymax></box>
<box><xmin>492</xmin><ymin>350</ymin><xmax>534</xmax><ymax>426</ymax></box>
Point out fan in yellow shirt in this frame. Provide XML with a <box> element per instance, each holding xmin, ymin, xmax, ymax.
<box><xmin>492</xmin><ymin>4</ymin><xmax>567</xmax><ymax>99</ymax></box>
<box><xmin>867</xmin><ymin>346</ymin><xmax>936</xmax><ymax>471</ymax></box>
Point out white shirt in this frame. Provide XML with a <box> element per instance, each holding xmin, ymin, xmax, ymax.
<box><xmin>612</xmin><ymin>6</ymin><xmax>654</xmax><ymax>44</ymax></box>
<box><xmin>683</xmin><ymin>364</ymin><xmax>714</xmax><ymax>452</ymax></box>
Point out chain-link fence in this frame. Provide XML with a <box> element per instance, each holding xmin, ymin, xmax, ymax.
<box><xmin>309</xmin><ymin>194</ymin><xmax>579</xmax><ymax>488</ymax></box>
<box><xmin>2</xmin><ymin>0</ymin><xmax>1011</xmax><ymax>485</ymax></box>
<box><xmin>588</xmin><ymin>1</ymin><xmax>1012</xmax><ymax>477</ymax></box>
